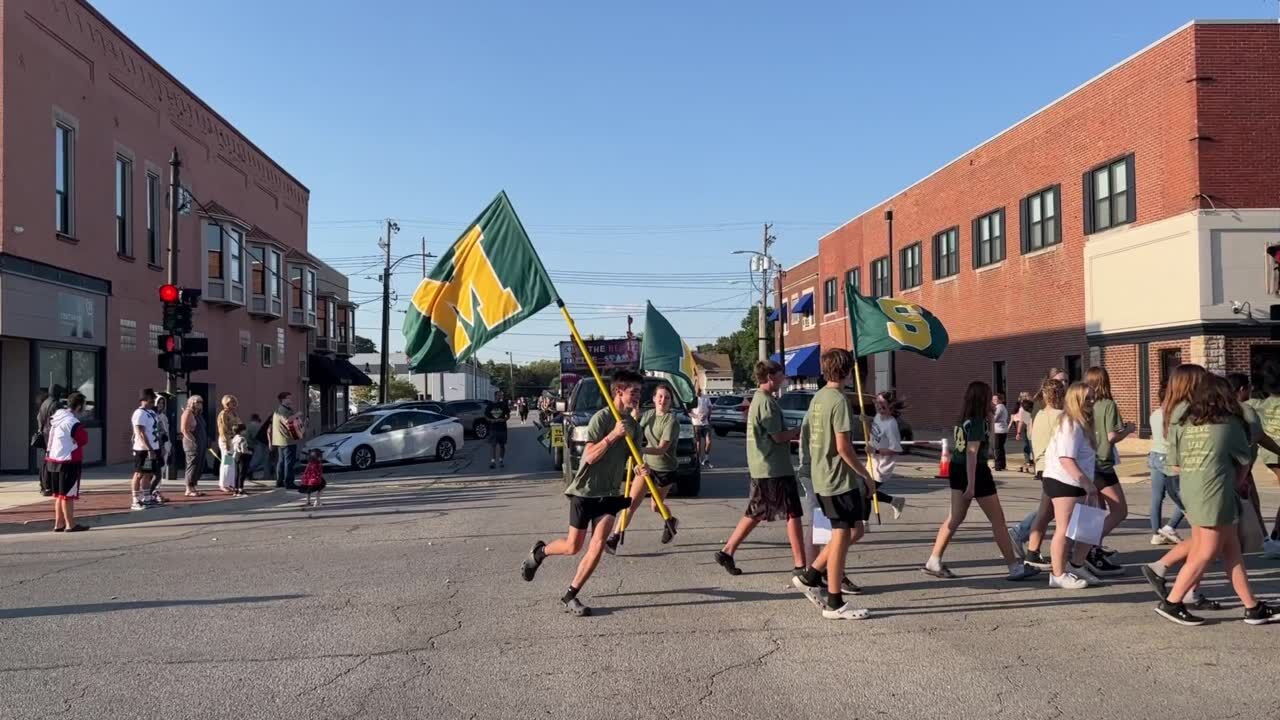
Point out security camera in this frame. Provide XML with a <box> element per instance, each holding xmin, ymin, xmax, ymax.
<box><xmin>1232</xmin><ymin>301</ymin><xmax>1245</xmax><ymax>314</ymax></box>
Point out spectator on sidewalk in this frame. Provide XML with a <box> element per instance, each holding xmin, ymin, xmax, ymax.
<box><xmin>181</xmin><ymin>395</ymin><xmax>208</xmax><ymax>497</ymax></box>
<box><xmin>272</xmin><ymin>392</ymin><xmax>303</xmax><ymax>489</ymax></box>
<box><xmin>46</xmin><ymin>392</ymin><xmax>90</xmax><ymax>532</ymax></box>
<box><xmin>130</xmin><ymin>389</ymin><xmax>160</xmax><ymax>511</ymax></box>
<box><xmin>35</xmin><ymin>386</ymin><xmax>64</xmax><ymax>497</ymax></box>
<box><xmin>217</xmin><ymin>395</ymin><xmax>242</xmax><ymax>494</ymax></box>
<box><xmin>231</xmin><ymin>423</ymin><xmax>251</xmax><ymax>498</ymax></box>
<box><xmin>149</xmin><ymin>395</ymin><xmax>172</xmax><ymax>505</ymax></box>
<box><xmin>246</xmin><ymin>413</ymin><xmax>266</xmax><ymax>480</ymax></box>
<box><xmin>991</xmin><ymin>392</ymin><xmax>1010</xmax><ymax>471</ymax></box>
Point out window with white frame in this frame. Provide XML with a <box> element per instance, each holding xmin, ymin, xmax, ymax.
<box><xmin>328</xmin><ymin>298</ymin><xmax>337</xmax><ymax>340</ymax></box>
<box><xmin>115</xmin><ymin>155</ymin><xmax>132</xmax><ymax>256</ymax></box>
<box><xmin>56</xmin><ymin>123</ymin><xmax>75</xmax><ymax>236</ymax></box>
<box><xmin>250</xmin><ymin>246</ymin><xmax>266</xmax><ymax>296</ymax></box>
<box><xmin>204</xmin><ymin>222</ymin><xmax>246</xmax><ymax>304</ymax></box>
<box><xmin>317</xmin><ymin>297</ymin><xmax>329</xmax><ymax>338</ymax></box>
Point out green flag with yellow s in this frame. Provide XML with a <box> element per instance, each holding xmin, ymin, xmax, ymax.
<box><xmin>845</xmin><ymin>284</ymin><xmax>949</xmax><ymax>359</ymax></box>
<box><xmin>404</xmin><ymin>192</ymin><xmax>556</xmax><ymax>372</ymax></box>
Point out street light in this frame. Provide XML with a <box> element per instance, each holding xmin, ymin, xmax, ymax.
<box><xmin>730</xmin><ymin>249</ymin><xmax>782</xmax><ymax>363</ymax></box>
<box><xmin>378</xmin><ymin>251</ymin><xmax>437</xmax><ymax>404</ymax></box>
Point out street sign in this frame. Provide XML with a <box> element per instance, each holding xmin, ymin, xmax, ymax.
<box><xmin>550</xmin><ymin>425</ymin><xmax>564</xmax><ymax>448</ymax></box>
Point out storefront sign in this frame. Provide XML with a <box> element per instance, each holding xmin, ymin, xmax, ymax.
<box><xmin>57</xmin><ymin>292</ymin><xmax>95</xmax><ymax>340</ymax></box>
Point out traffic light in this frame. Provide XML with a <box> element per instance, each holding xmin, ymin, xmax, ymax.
<box><xmin>157</xmin><ymin>285</ymin><xmax>206</xmax><ymax>375</ymax></box>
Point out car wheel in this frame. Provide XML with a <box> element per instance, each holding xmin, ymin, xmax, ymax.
<box><xmin>351</xmin><ymin>445</ymin><xmax>376</xmax><ymax>471</ymax></box>
<box><xmin>674</xmin><ymin>469</ymin><xmax>701</xmax><ymax>498</ymax></box>
<box><xmin>714</xmin><ymin>427</ymin><xmax>728</xmax><ymax>437</ymax></box>
<box><xmin>473</xmin><ymin>421</ymin><xmax>489</xmax><ymax>439</ymax></box>
<box><xmin>436</xmin><ymin>437</ymin><xmax>456</xmax><ymax>461</ymax></box>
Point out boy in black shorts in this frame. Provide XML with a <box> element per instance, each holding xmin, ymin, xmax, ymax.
<box><xmin>791</xmin><ymin>349</ymin><xmax>875</xmax><ymax>620</ymax></box>
<box><xmin>486</xmin><ymin>390</ymin><xmax>510</xmax><ymax>470</ymax></box>
<box><xmin>521</xmin><ymin>370</ymin><xmax>648</xmax><ymax>616</ymax></box>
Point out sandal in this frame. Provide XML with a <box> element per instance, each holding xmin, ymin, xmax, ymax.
<box><xmin>52</xmin><ymin>526</ymin><xmax>65</xmax><ymax>533</ymax></box>
<box><xmin>66</xmin><ymin>524</ymin><xmax>89</xmax><ymax>533</ymax></box>
<box><xmin>922</xmin><ymin>564</ymin><xmax>957</xmax><ymax>579</ymax></box>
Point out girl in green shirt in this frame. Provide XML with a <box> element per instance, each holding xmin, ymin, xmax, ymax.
<box><xmin>1082</xmin><ymin>367</ymin><xmax>1134</xmax><ymax>577</ymax></box>
<box><xmin>606</xmin><ymin>385</ymin><xmax>683</xmax><ymax>551</ymax></box>
<box><xmin>1155</xmin><ymin>374</ymin><xmax>1277</xmax><ymax>627</ymax></box>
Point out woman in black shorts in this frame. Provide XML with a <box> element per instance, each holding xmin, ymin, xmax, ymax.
<box><xmin>923</xmin><ymin>380</ymin><xmax>1037</xmax><ymax>581</ymax></box>
<box><xmin>1042</xmin><ymin>382</ymin><xmax>1102</xmax><ymax>589</ymax></box>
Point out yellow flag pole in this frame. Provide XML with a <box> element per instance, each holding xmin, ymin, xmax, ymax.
<box><xmin>618</xmin><ymin>458</ymin><xmax>633</xmax><ymax>535</ymax></box>
<box><xmin>558</xmin><ymin>302</ymin><xmax>671</xmax><ymax>521</ymax></box>
<box><xmin>846</xmin><ymin>298</ymin><xmax>880</xmax><ymax>523</ymax></box>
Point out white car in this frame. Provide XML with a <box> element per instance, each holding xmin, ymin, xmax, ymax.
<box><xmin>305</xmin><ymin>409</ymin><xmax>463</xmax><ymax>470</ymax></box>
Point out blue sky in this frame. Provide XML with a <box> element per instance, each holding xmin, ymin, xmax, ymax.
<box><xmin>97</xmin><ymin>0</ymin><xmax>1276</xmax><ymax>363</ymax></box>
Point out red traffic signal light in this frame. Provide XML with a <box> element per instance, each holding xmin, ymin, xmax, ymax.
<box><xmin>159</xmin><ymin>284</ymin><xmax>180</xmax><ymax>303</ymax></box>
<box><xmin>159</xmin><ymin>335</ymin><xmax>179</xmax><ymax>353</ymax></box>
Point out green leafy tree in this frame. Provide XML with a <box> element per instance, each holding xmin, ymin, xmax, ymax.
<box><xmin>352</xmin><ymin>377</ymin><xmax>417</xmax><ymax>405</ymax></box>
<box><xmin>352</xmin><ymin>335</ymin><xmax>377</xmax><ymax>353</ymax></box>
<box><xmin>701</xmin><ymin>306</ymin><xmax>775</xmax><ymax>386</ymax></box>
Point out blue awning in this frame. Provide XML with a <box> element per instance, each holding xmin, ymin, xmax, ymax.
<box><xmin>767</xmin><ymin>302</ymin><xmax>788</xmax><ymax>322</ymax></box>
<box><xmin>784</xmin><ymin>345</ymin><xmax>821</xmax><ymax>377</ymax></box>
<box><xmin>792</xmin><ymin>293</ymin><xmax>814</xmax><ymax>314</ymax></box>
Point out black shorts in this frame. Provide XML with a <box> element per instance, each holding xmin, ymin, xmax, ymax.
<box><xmin>133</xmin><ymin>450</ymin><xmax>158</xmax><ymax>475</ymax></box>
<box><xmin>745</xmin><ymin>476</ymin><xmax>803</xmax><ymax>521</ymax></box>
<box><xmin>948</xmin><ymin>460</ymin><xmax>997</xmax><ymax>498</ymax></box>
<box><xmin>489</xmin><ymin>425</ymin><xmax>508</xmax><ymax>445</ymax></box>
<box><xmin>649</xmin><ymin>470</ymin><xmax>677</xmax><ymax>488</ymax></box>
<box><xmin>1042</xmin><ymin>475</ymin><xmax>1087</xmax><ymax>498</ymax></box>
<box><xmin>695</xmin><ymin>426</ymin><xmax>710</xmax><ymax>441</ymax></box>
<box><xmin>817</xmin><ymin>490</ymin><xmax>869</xmax><ymax>529</ymax></box>
<box><xmin>568</xmin><ymin>495</ymin><xmax>629</xmax><ymax>530</ymax></box>
<box><xmin>1094</xmin><ymin>468</ymin><xmax>1120</xmax><ymax>488</ymax></box>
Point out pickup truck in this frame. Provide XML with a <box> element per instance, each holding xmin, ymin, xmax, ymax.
<box><xmin>556</xmin><ymin>376</ymin><xmax>702</xmax><ymax>497</ymax></box>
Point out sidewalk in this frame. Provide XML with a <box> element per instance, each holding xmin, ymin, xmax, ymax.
<box><xmin>0</xmin><ymin>463</ymin><xmax>279</xmax><ymax>532</ymax></box>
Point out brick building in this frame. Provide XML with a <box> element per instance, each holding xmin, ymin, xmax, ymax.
<box><xmin>0</xmin><ymin>0</ymin><xmax>354</xmax><ymax>469</ymax></box>
<box><xmin>771</xmin><ymin>254</ymin><xmax>821</xmax><ymax>388</ymax></box>
<box><xmin>813</xmin><ymin>20</ymin><xmax>1280</xmax><ymax>433</ymax></box>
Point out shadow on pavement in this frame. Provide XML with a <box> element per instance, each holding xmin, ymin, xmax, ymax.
<box><xmin>0</xmin><ymin>593</ymin><xmax>308</xmax><ymax>619</ymax></box>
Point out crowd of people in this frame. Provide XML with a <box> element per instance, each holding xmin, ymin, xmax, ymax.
<box><xmin>520</xmin><ymin>353</ymin><xmax>1280</xmax><ymax>626</ymax></box>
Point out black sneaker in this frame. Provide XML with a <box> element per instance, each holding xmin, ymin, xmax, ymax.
<box><xmin>1244</xmin><ymin>602</ymin><xmax>1279</xmax><ymax>626</ymax></box>
<box><xmin>1141</xmin><ymin>565</ymin><xmax>1169</xmax><ymax>601</ymax></box>
<box><xmin>660</xmin><ymin>517</ymin><xmax>679</xmax><ymax>545</ymax></box>
<box><xmin>715</xmin><ymin>551</ymin><xmax>742</xmax><ymax>576</ymax></box>
<box><xmin>1155</xmin><ymin>600</ymin><xmax>1205</xmax><ymax>627</ymax></box>
<box><xmin>840</xmin><ymin>576</ymin><xmax>864</xmax><ymax>595</ymax></box>
<box><xmin>561</xmin><ymin>597</ymin><xmax>592</xmax><ymax>617</ymax></box>
<box><xmin>1086</xmin><ymin>549</ymin><xmax>1125</xmax><ymax>577</ymax></box>
<box><xmin>1024</xmin><ymin>550</ymin><xmax>1052</xmax><ymax>571</ymax></box>
<box><xmin>521</xmin><ymin>541</ymin><xmax>546</xmax><ymax>582</ymax></box>
<box><xmin>604</xmin><ymin>533</ymin><xmax>621</xmax><ymax>555</ymax></box>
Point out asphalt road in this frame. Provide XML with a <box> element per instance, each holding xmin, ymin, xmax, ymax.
<box><xmin>1</xmin><ymin>419</ymin><xmax>1278</xmax><ymax>719</ymax></box>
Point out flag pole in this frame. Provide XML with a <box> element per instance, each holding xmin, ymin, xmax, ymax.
<box><xmin>558</xmin><ymin>300</ymin><xmax>672</xmax><ymax>521</ymax></box>
<box><xmin>618</xmin><ymin>458</ymin><xmax>633</xmax><ymax>539</ymax></box>
<box><xmin>846</xmin><ymin>285</ymin><xmax>880</xmax><ymax>523</ymax></box>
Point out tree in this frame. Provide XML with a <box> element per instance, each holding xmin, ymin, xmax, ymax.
<box><xmin>351</xmin><ymin>377</ymin><xmax>417</xmax><ymax>406</ymax></box>
<box><xmin>484</xmin><ymin>358</ymin><xmax>562</xmax><ymax>398</ymax></box>
<box><xmin>352</xmin><ymin>335</ymin><xmax>377</xmax><ymax>353</ymax></box>
<box><xmin>702</xmin><ymin>306</ymin><xmax>775</xmax><ymax>386</ymax></box>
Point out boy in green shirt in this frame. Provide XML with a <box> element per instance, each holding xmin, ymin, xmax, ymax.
<box><xmin>791</xmin><ymin>349</ymin><xmax>875</xmax><ymax>620</ymax></box>
<box><xmin>521</xmin><ymin>370</ymin><xmax>649</xmax><ymax>616</ymax></box>
<box><xmin>714</xmin><ymin>360</ymin><xmax>803</xmax><ymax>576</ymax></box>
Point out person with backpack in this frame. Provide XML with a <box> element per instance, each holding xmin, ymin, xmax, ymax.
<box><xmin>46</xmin><ymin>393</ymin><xmax>90</xmax><ymax>532</ymax></box>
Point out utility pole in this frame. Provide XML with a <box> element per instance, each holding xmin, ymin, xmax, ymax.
<box><xmin>757</xmin><ymin>223</ymin><xmax>774</xmax><ymax>362</ymax></box>
<box><xmin>378</xmin><ymin>219</ymin><xmax>399</xmax><ymax>404</ymax></box>
<box><xmin>164</xmin><ymin>148</ymin><xmax>182</xmax><ymax>483</ymax></box>
<box><xmin>775</xmin><ymin>264</ymin><xmax>785</xmax><ymax>371</ymax></box>
<box><xmin>506</xmin><ymin>351</ymin><xmax>515</xmax><ymax>399</ymax></box>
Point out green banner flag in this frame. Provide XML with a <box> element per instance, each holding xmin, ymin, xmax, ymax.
<box><xmin>845</xmin><ymin>284</ymin><xmax>949</xmax><ymax>359</ymax></box>
<box><xmin>639</xmin><ymin>301</ymin><xmax>699</xmax><ymax>405</ymax></box>
<box><xmin>404</xmin><ymin>192</ymin><xmax>557</xmax><ymax>372</ymax></box>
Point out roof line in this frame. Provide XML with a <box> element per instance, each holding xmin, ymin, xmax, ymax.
<box><xmin>78</xmin><ymin>0</ymin><xmax>310</xmax><ymax>194</ymax></box>
<box><xmin>818</xmin><ymin>19</ymin><xmax>1278</xmax><ymax>243</ymax></box>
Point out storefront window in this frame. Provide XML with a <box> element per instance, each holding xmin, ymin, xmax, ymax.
<box><xmin>38</xmin><ymin>346</ymin><xmax>100</xmax><ymax>424</ymax></box>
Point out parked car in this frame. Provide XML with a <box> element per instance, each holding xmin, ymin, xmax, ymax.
<box><xmin>443</xmin><ymin>400</ymin><xmax>492</xmax><ymax>439</ymax></box>
<box><xmin>558</xmin><ymin>377</ymin><xmax>701</xmax><ymax>497</ymax></box>
<box><xmin>709</xmin><ymin>394</ymin><xmax>748</xmax><ymax>436</ymax></box>
<box><xmin>359</xmin><ymin>399</ymin><xmax>446</xmax><ymax>415</ymax></box>
<box><xmin>304</xmin><ymin>409</ymin><xmax>463</xmax><ymax>470</ymax></box>
<box><xmin>777</xmin><ymin>390</ymin><xmax>914</xmax><ymax>449</ymax></box>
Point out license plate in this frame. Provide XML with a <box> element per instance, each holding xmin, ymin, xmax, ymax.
<box><xmin>550</xmin><ymin>425</ymin><xmax>564</xmax><ymax>448</ymax></box>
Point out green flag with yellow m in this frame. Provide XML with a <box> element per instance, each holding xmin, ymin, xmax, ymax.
<box><xmin>404</xmin><ymin>192</ymin><xmax>556</xmax><ymax>372</ymax></box>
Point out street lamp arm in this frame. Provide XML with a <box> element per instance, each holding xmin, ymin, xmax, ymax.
<box><xmin>388</xmin><ymin>252</ymin><xmax>436</xmax><ymax>273</ymax></box>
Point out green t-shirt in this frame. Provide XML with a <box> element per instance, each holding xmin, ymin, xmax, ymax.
<box><xmin>1167</xmin><ymin>417</ymin><xmax>1251</xmax><ymax>523</ymax></box>
<box><xmin>565</xmin><ymin>408</ymin><xmax>640</xmax><ymax>498</ymax></box>
<box><xmin>640</xmin><ymin>409</ymin><xmax>679</xmax><ymax>473</ymax></box>
<box><xmin>796</xmin><ymin>414</ymin><xmax>812</xmax><ymax>481</ymax></box>
<box><xmin>1254</xmin><ymin>396</ymin><xmax>1280</xmax><ymax>465</ymax></box>
<box><xmin>807</xmin><ymin>387</ymin><xmax>859</xmax><ymax>497</ymax></box>
<box><xmin>951</xmin><ymin>417</ymin><xmax>988</xmax><ymax>465</ymax></box>
<box><xmin>1092</xmin><ymin>398</ymin><xmax>1122</xmax><ymax>472</ymax></box>
<box><xmin>746</xmin><ymin>390</ymin><xmax>793</xmax><ymax>479</ymax></box>
<box><xmin>1240</xmin><ymin>401</ymin><xmax>1264</xmax><ymax>464</ymax></box>
<box><xmin>1031</xmin><ymin>407</ymin><xmax>1063</xmax><ymax>474</ymax></box>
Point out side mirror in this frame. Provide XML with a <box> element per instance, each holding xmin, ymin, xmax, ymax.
<box><xmin>554</xmin><ymin>400</ymin><xmax>566</xmax><ymax>413</ymax></box>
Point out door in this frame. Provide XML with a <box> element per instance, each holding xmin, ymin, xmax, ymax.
<box><xmin>405</xmin><ymin>411</ymin><xmax>436</xmax><ymax>457</ymax></box>
<box><xmin>1250</xmin><ymin>346</ymin><xmax>1280</xmax><ymax>397</ymax></box>
<box><xmin>370</xmin><ymin>412</ymin><xmax>415</xmax><ymax>462</ymax></box>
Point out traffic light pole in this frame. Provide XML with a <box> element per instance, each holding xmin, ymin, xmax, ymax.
<box><xmin>164</xmin><ymin>149</ymin><xmax>181</xmax><ymax>483</ymax></box>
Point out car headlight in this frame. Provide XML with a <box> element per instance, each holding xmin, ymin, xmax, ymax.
<box><xmin>316</xmin><ymin>438</ymin><xmax>349</xmax><ymax>451</ymax></box>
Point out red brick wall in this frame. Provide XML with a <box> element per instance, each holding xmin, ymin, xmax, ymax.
<box><xmin>779</xmin><ymin>256</ymin><xmax>820</xmax><ymax>351</ymax></box>
<box><xmin>820</xmin><ymin>25</ymin><xmax>1209</xmax><ymax>429</ymax></box>
<box><xmin>1099</xmin><ymin>345</ymin><xmax>1140</xmax><ymax>426</ymax></box>
<box><xmin>1225</xmin><ymin>337</ymin><xmax>1280</xmax><ymax>376</ymax></box>
<box><xmin>1194</xmin><ymin>25</ymin><xmax>1280</xmax><ymax>210</ymax></box>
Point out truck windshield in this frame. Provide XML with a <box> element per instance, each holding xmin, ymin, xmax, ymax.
<box><xmin>572</xmin><ymin>379</ymin><xmax>683</xmax><ymax>414</ymax></box>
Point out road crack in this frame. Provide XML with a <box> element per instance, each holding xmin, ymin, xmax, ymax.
<box><xmin>695</xmin><ymin>635</ymin><xmax>783</xmax><ymax>707</ymax></box>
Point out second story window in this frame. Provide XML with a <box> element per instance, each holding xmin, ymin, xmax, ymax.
<box><xmin>823</xmin><ymin>278</ymin><xmax>837</xmax><ymax>314</ymax></box>
<box><xmin>250</xmin><ymin>247</ymin><xmax>266</xmax><ymax>295</ymax></box>
<box><xmin>972</xmin><ymin>208</ymin><xmax>1005</xmax><ymax>267</ymax></box>
<box><xmin>115</xmin><ymin>155</ymin><xmax>132</xmax><ymax>256</ymax></box>
<box><xmin>290</xmin><ymin>267</ymin><xmax>303</xmax><ymax>309</ymax></box>
<box><xmin>933</xmin><ymin>227</ymin><xmax>959</xmax><ymax>279</ymax></box>
<box><xmin>269</xmin><ymin>249</ymin><xmax>282</xmax><ymax>299</ymax></box>
<box><xmin>328</xmin><ymin>299</ymin><xmax>337</xmax><ymax>339</ymax></box>
<box><xmin>56</xmin><ymin>123</ymin><xmax>75</xmax><ymax>236</ymax></box>
<box><xmin>317</xmin><ymin>297</ymin><xmax>329</xmax><ymax>338</ymax></box>
<box><xmin>900</xmin><ymin>243</ymin><xmax>922</xmax><ymax>289</ymax></box>
<box><xmin>870</xmin><ymin>257</ymin><xmax>890</xmax><ymax>298</ymax></box>
<box><xmin>146</xmin><ymin>172</ymin><xmax>160</xmax><ymax>265</ymax></box>
<box><xmin>1021</xmin><ymin>185</ymin><xmax>1061</xmax><ymax>253</ymax></box>
<box><xmin>1085</xmin><ymin>154</ymin><xmax>1135</xmax><ymax>233</ymax></box>
<box><xmin>206</xmin><ymin>225</ymin><xmax>224</xmax><ymax>281</ymax></box>
<box><xmin>845</xmin><ymin>267</ymin><xmax>860</xmax><ymax>300</ymax></box>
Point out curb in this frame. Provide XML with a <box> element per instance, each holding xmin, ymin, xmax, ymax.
<box><xmin>0</xmin><ymin>484</ymin><xmax>291</xmax><ymax>535</ymax></box>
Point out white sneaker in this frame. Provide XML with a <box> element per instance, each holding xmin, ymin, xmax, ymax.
<box><xmin>1159</xmin><ymin>525</ymin><xmax>1182</xmax><ymax>544</ymax></box>
<box><xmin>822</xmin><ymin>603</ymin><xmax>869</xmax><ymax>620</ymax></box>
<box><xmin>1008</xmin><ymin>526</ymin><xmax>1026</xmax><ymax>561</ymax></box>
<box><xmin>890</xmin><ymin>497</ymin><xmax>906</xmax><ymax>520</ymax></box>
<box><xmin>1070</xmin><ymin>563</ymin><xmax>1103</xmax><ymax>586</ymax></box>
<box><xmin>1150</xmin><ymin>533</ymin><xmax>1171</xmax><ymax>546</ymax></box>
<box><xmin>1049</xmin><ymin>573</ymin><xmax>1089</xmax><ymax>590</ymax></box>
<box><xmin>1263</xmin><ymin>538</ymin><xmax>1280</xmax><ymax>559</ymax></box>
<box><xmin>130</xmin><ymin>500</ymin><xmax>147</xmax><ymax>511</ymax></box>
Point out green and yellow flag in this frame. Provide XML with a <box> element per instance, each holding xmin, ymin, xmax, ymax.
<box><xmin>404</xmin><ymin>192</ymin><xmax>556</xmax><ymax>372</ymax></box>
<box><xmin>846</xmin><ymin>284</ymin><xmax>949</xmax><ymax>359</ymax></box>
<box><xmin>639</xmin><ymin>301</ymin><xmax>699</xmax><ymax>405</ymax></box>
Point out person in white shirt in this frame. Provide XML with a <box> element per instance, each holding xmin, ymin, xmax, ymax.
<box><xmin>991</xmin><ymin>393</ymin><xmax>1010</xmax><ymax>471</ymax></box>
<box><xmin>130</xmin><ymin>389</ymin><xmax>160</xmax><ymax>511</ymax></box>
<box><xmin>1042</xmin><ymin>382</ymin><xmax>1101</xmax><ymax>589</ymax></box>
<box><xmin>868</xmin><ymin>391</ymin><xmax>907</xmax><ymax>519</ymax></box>
<box><xmin>692</xmin><ymin>392</ymin><xmax>713</xmax><ymax>468</ymax></box>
